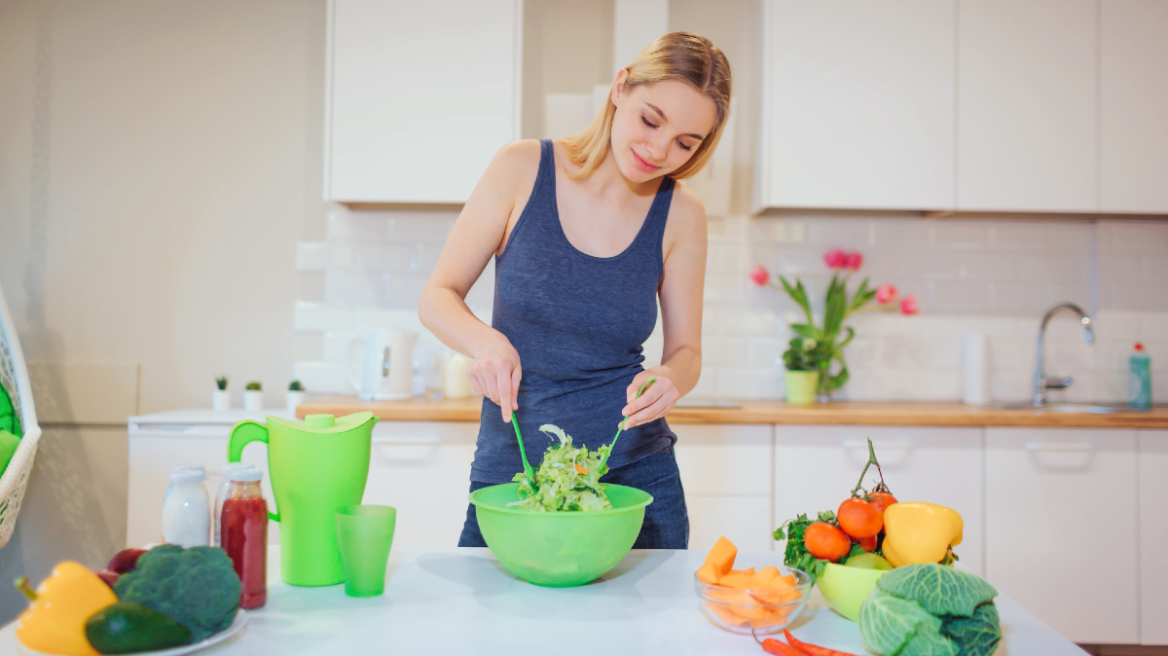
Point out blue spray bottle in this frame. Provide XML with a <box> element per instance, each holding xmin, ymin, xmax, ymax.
<box><xmin>1130</xmin><ymin>342</ymin><xmax>1152</xmax><ymax>410</ymax></box>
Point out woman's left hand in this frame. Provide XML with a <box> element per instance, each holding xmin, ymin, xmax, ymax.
<box><xmin>620</xmin><ymin>368</ymin><xmax>680</xmax><ymax>429</ymax></box>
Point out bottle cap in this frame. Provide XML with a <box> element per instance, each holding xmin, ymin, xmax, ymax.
<box><xmin>229</xmin><ymin>468</ymin><xmax>262</xmax><ymax>482</ymax></box>
<box><xmin>169</xmin><ymin>468</ymin><xmax>205</xmax><ymax>483</ymax></box>
<box><xmin>222</xmin><ymin>463</ymin><xmax>252</xmax><ymax>473</ymax></box>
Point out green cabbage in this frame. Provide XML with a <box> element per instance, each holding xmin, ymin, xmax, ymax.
<box><xmin>509</xmin><ymin>424</ymin><xmax>612</xmax><ymax>512</ymax></box>
<box><xmin>860</xmin><ymin>564</ymin><xmax>1001</xmax><ymax>656</ymax></box>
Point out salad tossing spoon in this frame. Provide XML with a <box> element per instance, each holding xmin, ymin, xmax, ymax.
<box><xmin>598</xmin><ymin>377</ymin><xmax>656</xmax><ymax>472</ymax></box>
<box><xmin>510</xmin><ymin>415</ymin><xmax>536</xmax><ymax>487</ymax></box>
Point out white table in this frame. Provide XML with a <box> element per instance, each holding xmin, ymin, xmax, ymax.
<box><xmin>1</xmin><ymin>547</ymin><xmax>1086</xmax><ymax>655</ymax></box>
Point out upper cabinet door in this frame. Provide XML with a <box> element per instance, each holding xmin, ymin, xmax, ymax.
<box><xmin>1101</xmin><ymin>0</ymin><xmax>1168</xmax><ymax>214</ymax></box>
<box><xmin>326</xmin><ymin>0</ymin><xmax>522</xmax><ymax>204</ymax></box>
<box><xmin>957</xmin><ymin>0</ymin><xmax>1099</xmax><ymax>212</ymax></box>
<box><xmin>757</xmin><ymin>0</ymin><xmax>956</xmax><ymax>212</ymax></box>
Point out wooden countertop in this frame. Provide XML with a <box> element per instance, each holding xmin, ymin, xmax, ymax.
<box><xmin>297</xmin><ymin>396</ymin><xmax>1168</xmax><ymax>428</ymax></box>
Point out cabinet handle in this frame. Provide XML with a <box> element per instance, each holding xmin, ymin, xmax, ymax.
<box><xmin>1022</xmin><ymin>441</ymin><xmax>1094</xmax><ymax>452</ymax></box>
<box><xmin>842</xmin><ymin>440</ymin><xmax>914</xmax><ymax>450</ymax></box>
<box><xmin>372</xmin><ymin>436</ymin><xmax>442</xmax><ymax>446</ymax></box>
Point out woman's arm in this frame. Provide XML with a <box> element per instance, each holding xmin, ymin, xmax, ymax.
<box><xmin>418</xmin><ymin>140</ymin><xmax>540</xmax><ymax>423</ymax></box>
<box><xmin>620</xmin><ymin>183</ymin><xmax>708</xmax><ymax>429</ymax></box>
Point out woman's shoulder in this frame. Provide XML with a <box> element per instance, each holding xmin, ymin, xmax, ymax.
<box><xmin>476</xmin><ymin>140</ymin><xmax>542</xmax><ymax>202</ymax></box>
<box><xmin>666</xmin><ymin>180</ymin><xmax>707</xmax><ymax>228</ymax></box>
<box><xmin>491</xmin><ymin>139</ymin><xmax>543</xmax><ymax>178</ymax></box>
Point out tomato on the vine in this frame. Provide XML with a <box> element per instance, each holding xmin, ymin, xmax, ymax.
<box><xmin>837</xmin><ymin>498</ymin><xmax>882</xmax><ymax>539</ymax></box>
<box><xmin>866</xmin><ymin>491</ymin><xmax>898</xmax><ymax>515</ymax></box>
<box><xmin>858</xmin><ymin>535</ymin><xmax>878</xmax><ymax>552</ymax></box>
<box><xmin>803</xmin><ymin>522</ymin><xmax>851</xmax><ymax>562</ymax></box>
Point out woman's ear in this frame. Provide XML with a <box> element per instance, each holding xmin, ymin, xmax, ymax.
<box><xmin>610</xmin><ymin>68</ymin><xmax>629</xmax><ymax>106</ymax></box>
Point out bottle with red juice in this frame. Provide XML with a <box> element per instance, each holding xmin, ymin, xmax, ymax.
<box><xmin>220</xmin><ymin>468</ymin><xmax>268</xmax><ymax>609</ymax></box>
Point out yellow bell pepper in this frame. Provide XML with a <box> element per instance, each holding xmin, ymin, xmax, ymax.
<box><xmin>882</xmin><ymin>502</ymin><xmax>964</xmax><ymax>568</ymax></box>
<box><xmin>15</xmin><ymin>561</ymin><xmax>117</xmax><ymax>656</ymax></box>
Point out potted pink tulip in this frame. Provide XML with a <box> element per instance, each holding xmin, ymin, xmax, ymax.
<box><xmin>750</xmin><ymin>250</ymin><xmax>917</xmax><ymax>401</ymax></box>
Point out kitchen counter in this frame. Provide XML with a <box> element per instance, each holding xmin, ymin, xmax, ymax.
<box><xmin>0</xmin><ymin>547</ymin><xmax>1086</xmax><ymax>655</ymax></box>
<box><xmin>297</xmin><ymin>396</ymin><xmax>1168</xmax><ymax>428</ymax></box>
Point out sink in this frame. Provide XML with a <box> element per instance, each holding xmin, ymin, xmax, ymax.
<box><xmin>996</xmin><ymin>402</ymin><xmax>1148</xmax><ymax>414</ymax></box>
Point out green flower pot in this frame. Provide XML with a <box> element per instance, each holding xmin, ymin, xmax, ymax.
<box><xmin>785</xmin><ymin>370</ymin><xmax>819</xmax><ymax>405</ymax></box>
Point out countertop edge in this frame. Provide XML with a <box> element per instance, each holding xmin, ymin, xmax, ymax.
<box><xmin>295</xmin><ymin>397</ymin><xmax>1168</xmax><ymax>428</ymax></box>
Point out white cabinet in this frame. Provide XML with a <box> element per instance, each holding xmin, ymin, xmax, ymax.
<box><xmin>325</xmin><ymin>0</ymin><xmax>522</xmax><ymax>203</ymax></box>
<box><xmin>674</xmin><ymin>424</ymin><xmax>773</xmax><ymax>552</ymax></box>
<box><xmin>1140</xmin><ymin>430</ymin><xmax>1168</xmax><ymax>645</ymax></box>
<box><xmin>363</xmin><ymin>422</ymin><xmax>477</xmax><ymax>547</ymax></box>
<box><xmin>772</xmin><ymin>426</ymin><xmax>984</xmax><ymax>576</ymax></box>
<box><xmin>957</xmin><ymin>0</ymin><xmax>1099</xmax><ymax>212</ymax></box>
<box><xmin>985</xmin><ymin>428</ymin><xmax>1139</xmax><ymax>644</ymax></box>
<box><xmin>756</xmin><ymin>0</ymin><xmax>956</xmax><ymax>211</ymax></box>
<box><xmin>1100</xmin><ymin>0</ymin><xmax>1168</xmax><ymax>214</ymax></box>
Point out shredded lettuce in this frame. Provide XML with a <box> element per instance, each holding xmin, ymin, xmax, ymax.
<box><xmin>508</xmin><ymin>424</ymin><xmax>613</xmax><ymax>512</ymax></box>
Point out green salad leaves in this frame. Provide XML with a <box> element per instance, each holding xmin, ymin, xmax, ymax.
<box><xmin>860</xmin><ymin>563</ymin><xmax>1001</xmax><ymax>656</ymax></box>
<box><xmin>509</xmin><ymin>424</ymin><xmax>613</xmax><ymax>512</ymax></box>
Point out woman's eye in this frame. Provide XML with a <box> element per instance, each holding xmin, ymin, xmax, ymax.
<box><xmin>641</xmin><ymin>116</ymin><xmax>658</xmax><ymax>129</ymax></box>
<box><xmin>678</xmin><ymin>141</ymin><xmax>693</xmax><ymax>152</ymax></box>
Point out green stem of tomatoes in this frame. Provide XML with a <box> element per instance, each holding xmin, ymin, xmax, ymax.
<box><xmin>850</xmin><ymin>438</ymin><xmax>889</xmax><ymax>498</ymax></box>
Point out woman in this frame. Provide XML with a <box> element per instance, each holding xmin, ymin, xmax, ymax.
<box><xmin>418</xmin><ymin>32</ymin><xmax>731</xmax><ymax>549</ymax></box>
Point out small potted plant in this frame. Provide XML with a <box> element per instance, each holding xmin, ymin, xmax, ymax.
<box><xmin>782</xmin><ymin>337</ymin><xmax>825</xmax><ymax>405</ymax></box>
<box><xmin>212</xmin><ymin>376</ymin><xmax>230</xmax><ymax>411</ymax></box>
<box><xmin>286</xmin><ymin>380</ymin><xmax>306</xmax><ymax>413</ymax></box>
<box><xmin>751</xmin><ymin>249</ymin><xmax>918</xmax><ymax>402</ymax></box>
<box><xmin>243</xmin><ymin>381</ymin><xmax>263</xmax><ymax>412</ymax></box>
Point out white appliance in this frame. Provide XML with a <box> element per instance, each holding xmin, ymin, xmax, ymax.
<box><xmin>347</xmin><ymin>328</ymin><xmax>419</xmax><ymax>400</ymax></box>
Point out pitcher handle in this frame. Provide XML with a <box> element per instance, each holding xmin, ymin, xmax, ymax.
<box><xmin>228</xmin><ymin>420</ymin><xmax>281</xmax><ymax>523</ymax></box>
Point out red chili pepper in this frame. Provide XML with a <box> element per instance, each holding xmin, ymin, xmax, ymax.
<box><xmin>783</xmin><ymin>629</ymin><xmax>863</xmax><ymax>656</ymax></box>
<box><xmin>760</xmin><ymin>638</ymin><xmax>806</xmax><ymax>656</ymax></box>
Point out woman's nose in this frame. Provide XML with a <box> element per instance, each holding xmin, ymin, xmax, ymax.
<box><xmin>645</xmin><ymin>137</ymin><xmax>667</xmax><ymax>163</ymax></box>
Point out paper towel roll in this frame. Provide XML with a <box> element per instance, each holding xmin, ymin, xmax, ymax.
<box><xmin>962</xmin><ymin>334</ymin><xmax>991</xmax><ymax>406</ymax></box>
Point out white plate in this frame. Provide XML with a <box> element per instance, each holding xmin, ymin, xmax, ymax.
<box><xmin>19</xmin><ymin>609</ymin><xmax>247</xmax><ymax>656</ymax></box>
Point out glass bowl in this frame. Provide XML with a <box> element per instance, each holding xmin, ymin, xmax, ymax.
<box><xmin>694</xmin><ymin>562</ymin><xmax>812</xmax><ymax>635</ymax></box>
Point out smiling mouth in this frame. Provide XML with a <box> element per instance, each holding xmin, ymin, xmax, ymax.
<box><xmin>631</xmin><ymin>149</ymin><xmax>660</xmax><ymax>172</ymax></box>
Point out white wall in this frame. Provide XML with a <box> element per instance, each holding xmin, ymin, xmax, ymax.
<box><xmin>0</xmin><ymin>0</ymin><xmax>327</xmax><ymax>623</ymax></box>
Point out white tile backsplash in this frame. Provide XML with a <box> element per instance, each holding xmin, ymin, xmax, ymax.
<box><xmin>296</xmin><ymin>207</ymin><xmax>1168</xmax><ymax>400</ymax></box>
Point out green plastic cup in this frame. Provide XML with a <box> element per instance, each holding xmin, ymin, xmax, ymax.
<box><xmin>469</xmin><ymin>483</ymin><xmax>653</xmax><ymax>587</ymax></box>
<box><xmin>335</xmin><ymin>505</ymin><xmax>396</xmax><ymax>597</ymax></box>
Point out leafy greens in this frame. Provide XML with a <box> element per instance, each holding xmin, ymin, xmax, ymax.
<box><xmin>859</xmin><ymin>563</ymin><xmax>1001</xmax><ymax>656</ymax></box>
<box><xmin>509</xmin><ymin>424</ymin><xmax>612</xmax><ymax>512</ymax></box>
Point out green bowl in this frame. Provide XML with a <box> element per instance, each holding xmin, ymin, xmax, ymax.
<box><xmin>469</xmin><ymin>483</ymin><xmax>653</xmax><ymax>587</ymax></box>
<box><xmin>818</xmin><ymin>562</ymin><xmax>889</xmax><ymax>622</ymax></box>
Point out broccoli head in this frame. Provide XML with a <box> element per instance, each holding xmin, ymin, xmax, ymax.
<box><xmin>113</xmin><ymin>544</ymin><xmax>241</xmax><ymax>642</ymax></box>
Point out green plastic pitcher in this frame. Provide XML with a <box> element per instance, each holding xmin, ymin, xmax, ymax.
<box><xmin>228</xmin><ymin>412</ymin><xmax>376</xmax><ymax>586</ymax></box>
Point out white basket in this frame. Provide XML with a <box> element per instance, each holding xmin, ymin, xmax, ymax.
<box><xmin>0</xmin><ymin>284</ymin><xmax>41</xmax><ymax>550</ymax></box>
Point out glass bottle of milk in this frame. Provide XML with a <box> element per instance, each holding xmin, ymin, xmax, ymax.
<box><xmin>162</xmin><ymin>466</ymin><xmax>211</xmax><ymax>547</ymax></box>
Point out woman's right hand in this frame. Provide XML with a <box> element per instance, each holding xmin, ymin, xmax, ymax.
<box><xmin>468</xmin><ymin>333</ymin><xmax>522</xmax><ymax>423</ymax></box>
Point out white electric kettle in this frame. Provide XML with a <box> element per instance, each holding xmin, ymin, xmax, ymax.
<box><xmin>347</xmin><ymin>328</ymin><xmax>419</xmax><ymax>400</ymax></box>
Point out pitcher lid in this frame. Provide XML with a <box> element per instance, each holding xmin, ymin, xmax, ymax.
<box><xmin>267</xmin><ymin>411</ymin><xmax>376</xmax><ymax>434</ymax></box>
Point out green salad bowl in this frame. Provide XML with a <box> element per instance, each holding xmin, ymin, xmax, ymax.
<box><xmin>469</xmin><ymin>482</ymin><xmax>653</xmax><ymax>587</ymax></box>
<box><xmin>818</xmin><ymin>562</ymin><xmax>889</xmax><ymax>622</ymax></box>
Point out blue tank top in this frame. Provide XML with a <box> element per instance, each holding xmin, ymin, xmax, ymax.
<box><xmin>470</xmin><ymin>139</ymin><xmax>678</xmax><ymax>483</ymax></box>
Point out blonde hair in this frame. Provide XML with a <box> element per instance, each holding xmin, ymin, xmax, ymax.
<box><xmin>564</xmin><ymin>32</ymin><xmax>731</xmax><ymax>180</ymax></box>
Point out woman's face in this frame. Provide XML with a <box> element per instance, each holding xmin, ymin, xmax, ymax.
<box><xmin>609</xmin><ymin>74</ymin><xmax>718</xmax><ymax>183</ymax></box>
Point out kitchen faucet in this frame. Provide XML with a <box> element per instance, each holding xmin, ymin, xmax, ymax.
<box><xmin>1032</xmin><ymin>303</ymin><xmax>1094</xmax><ymax>406</ymax></box>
